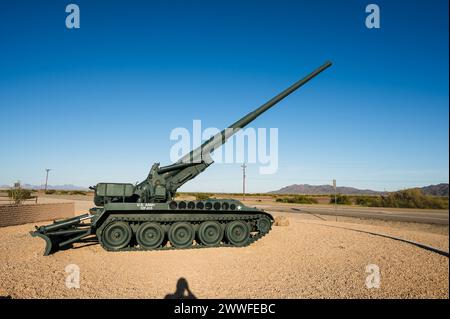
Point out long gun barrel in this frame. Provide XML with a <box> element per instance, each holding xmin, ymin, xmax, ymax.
<box><xmin>228</xmin><ymin>61</ymin><xmax>332</xmax><ymax>130</ymax></box>
<box><xmin>179</xmin><ymin>61</ymin><xmax>332</xmax><ymax>164</ymax></box>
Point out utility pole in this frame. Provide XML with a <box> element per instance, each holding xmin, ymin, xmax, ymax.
<box><xmin>44</xmin><ymin>169</ymin><xmax>51</xmax><ymax>192</ymax></box>
<box><xmin>333</xmin><ymin>179</ymin><xmax>337</xmax><ymax>221</ymax></box>
<box><xmin>241</xmin><ymin>163</ymin><xmax>247</xmax><ymax>201</ymax></box>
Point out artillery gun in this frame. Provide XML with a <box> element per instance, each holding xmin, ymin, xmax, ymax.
<box><xmin>31</xmin><ymin>62</ymin><xmax>332</xmax><ymax>255</ymax></box>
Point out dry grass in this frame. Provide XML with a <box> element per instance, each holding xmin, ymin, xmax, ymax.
<box><xmin>274</xmin><ymin>215</ymin><xmax>290</xmax><ymax>226</ymax></box>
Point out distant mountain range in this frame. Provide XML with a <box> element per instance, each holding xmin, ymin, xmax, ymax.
<box><xmin>0</xmin><ymin>184</ymin><xmax>89</xmax><ymax>191</ymax></box>
<box><xmin>269</xmin><ymin>184</ymin><xmax>382</xmax><ymax>195</ymax></box>
<box><xmin>419</xmin><ymin>183</ymin><xmax>449</xmax><ymax>196</ymax></box>
<box><xmin>269</xmin><ymin>183</ymin><xmax>449</xmax><ymax>196</ymax></box>
<box><xmin>1</xmin><ymin>182</ymin><xmax>448</xmax><ymax>197</ymax></box>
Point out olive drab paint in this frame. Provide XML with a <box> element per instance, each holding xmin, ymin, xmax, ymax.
<box><xmin>31</xmin><ymin>62</ymin><xmax>332</xmax><ymax>255</ymax></box>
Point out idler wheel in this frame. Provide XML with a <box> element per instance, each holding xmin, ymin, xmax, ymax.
<box><xmin>101</xmin><ymin>221</ymin><xmax>132</xmax><ymax>250</ymax></box>
<box><xmin>198</xmin><ymin>221</ymin><xmax>223</xmax><ymax>246</ymax></box>
<box><xmin>168</xmin><ymin>222</ymin><xmax>194</xmax><ymax>248</ymax></box>
<box><xmin>136</xmin><ymin>222</ymin><xmax>165</xmax><ymax>249</ymax></box>
<box><xmin>225</xmin><ymin>220</ymin><xmax>250</xmax><ymax>246</ymax></box>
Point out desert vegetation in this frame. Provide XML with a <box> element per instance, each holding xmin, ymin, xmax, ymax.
<box><xmin>194</xmin><ymin>193</ymin><xmax>211</xmax><ymax>201</ymax></box>
<box><xmin>10</xmin><ymin>188</ymin><xmax>445</xmax><ymax>210</ymax></box>
<box><xmin>6</xmin><ymin>188</ymin><xmax>33</xmax><ymax>205</ymax></box>
<box><xmin>329</xmin><ymin>194</ymin><xmax>352</xmax><ymax>205</ymax></box>
<box><xmin>275</xmin><ymin>195</ymin><xmax>318</xmax><ymax>204</ymax></box>
<box><xmin>44</xmin><ymin>190</ymin><xmax>88</xmax><ymax>196</ymax></box>
<box><xmin>356</xmin><ymin>189</ymin><xmax>448</xmax><ymax>209</ymax></box>
<box><xmin>271</xmin><ymin>189</ymin><xmax>447</xmax><ymax>209</ymax></box>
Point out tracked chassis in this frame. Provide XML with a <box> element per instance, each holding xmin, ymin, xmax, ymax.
<box><xmin>32</xmin><ymin>200</ymin><xmax>273</xmax><ymax>255</ymax></box>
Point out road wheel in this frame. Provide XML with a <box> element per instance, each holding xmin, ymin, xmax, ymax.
<box><xmin>256</xmin><ymin>216</ymin><xmax>272</xmax><ymax>234</ymax></box>
<box><xmin>225</xmin><ymin>220</ymin><xmax>250</xmax><ymax>246</ymax></box>
<box><xmin>198</xmin><ymin>221</ymin><xmax>223</xmax><ymax>246</ymax></box>
<box><xmin>101</xmin><ymin>221</ymin><xmax>132</xmax><ymax>250</ymax></box>
<box><xmin>168</xmin><ymin>222</ymin><xmax>194</xmax><ymax>248</ymax></box>
<box><xmin>136</xmin><ymin>222</ymin><xmax>165</xmax><ymax>249</ymax></box>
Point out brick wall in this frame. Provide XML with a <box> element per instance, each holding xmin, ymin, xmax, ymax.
<box><xmin>0</xmin><ymin>203</ymin><xmax>75</xmax><ymax>227</ymax></box>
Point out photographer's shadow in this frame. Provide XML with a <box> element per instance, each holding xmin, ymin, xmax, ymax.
<box><xmin>164</xmin><ymin>277</ymin><xmax>197</xmax><ymax>299</ymax></box>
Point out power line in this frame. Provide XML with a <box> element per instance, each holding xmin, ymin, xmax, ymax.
<box><xmin>44</xmin><ymin>169</ymin><xmax>51</xmax><ymax>192</ymax></box>
<box><xmin>241</xmin><ymin>163</ymin><xmax>247</xmax><ymax>200</ymax></box>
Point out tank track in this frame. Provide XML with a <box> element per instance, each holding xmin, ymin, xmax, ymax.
<box><xmin>96</xmin><ymin>211</ymin><xmax>273</xmax><ymax>252</ymax></box>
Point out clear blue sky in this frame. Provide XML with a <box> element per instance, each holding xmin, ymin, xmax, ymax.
<box><xmin>0</xmin><ymin>0</ymin><xmax>448</xmax><ymax>192</ymax></box>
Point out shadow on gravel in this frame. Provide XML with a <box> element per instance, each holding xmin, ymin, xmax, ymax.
<box><xmin>164</xmin><ymin>277</ymin><xmax>197</xmax><ymax>299</ymax></box>
<box><xmin>313</xmin><ymin>223</ymin><xmax>450</xmax><ymax>257</ymax></box>
<box><xmin>69</xmin><ymin>237</ymin><xmax>99</xmax><ymax>250</ymax></box>
<box><xmin>71</xmin><ymin>242</ymin><xmax>99</xmax><ymax>250</ymax></box>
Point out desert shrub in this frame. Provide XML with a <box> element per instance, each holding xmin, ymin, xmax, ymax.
<box><xmin>70</xmin><ymin>190</ymin><xmax>87</xmax><ymax>195</ymax></box>
<box><xmin>329</xmin><ymin>194</ymin><xmax>352</xmax><ymax>205</ymax></box>
<box><xmin>355</xmin><ymin>196</ymin><xmax>382</xmax><ymax>207</ymax></box>
<box><xmin>381</xmin><ymin>189</ymin><xmax>448</xmax><ymax>209</ymax></box>
<box><xmin>44</xmin><ymin>190</ymin><xmax>87</xmax><ymax>195</ymax></box>
<box><xmin>274</xmin><ymin>216</ymin><xmax>289</xmax><ymax>226</ymax></box>
<box><xmin>275</xmin><ymin>195</ymin><xmax>318</xmax><ymax>204</ymax></box>
<box><xmin>8</xmin><ymin>188</ymin><xmax>32</xmax><ymax>205</ymax></box>
<box><xmin>354</xmin><ymin>190</ymin><xmax>448</xmax><ymax>209</ymax></box>
<box><xmin>195</xmin><ymin>193</ymin><xmax>210</xmax><ymax>201</ymax></box>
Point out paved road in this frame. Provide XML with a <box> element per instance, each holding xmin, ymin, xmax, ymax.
<box><xmin>255</xmin><ymin>204</ymin><xmax>449</xmax><ymax>225</ymax></box>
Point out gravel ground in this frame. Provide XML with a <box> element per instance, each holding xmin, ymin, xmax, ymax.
<box><xmin>0</xmin><ymin>212</ymin><xmax>448</xmax><ymax>299</ymax></box>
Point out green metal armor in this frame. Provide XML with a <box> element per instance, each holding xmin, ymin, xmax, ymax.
<box><xmin>31</xmin><ymin>61</ymin><xmax>332</xmax><ymax>255</ymax></box>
